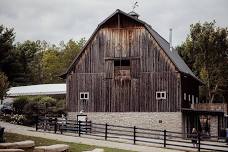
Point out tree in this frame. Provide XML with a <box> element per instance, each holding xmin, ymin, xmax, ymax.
<box><xmin>14</xmin><ymin>40</ymin><xmax>43</xmax><ymax>85</ymax></box>
<box><xmin>0</xmin><ymin>72</ymin><xmax>9</xmax><ymax>104</ymax></box>
<box><xmin>29</xmin><ymin>40</ymin><xmax>49</xmax><ymax>84</ymax></box>
<box><xmin>42</xmin><ymin>48</ymin><xmax>63</xmax><ymax>83</ymax></box>
<box><xmin>1</xmin><ymin>24</ymin><xmax>86</xmax><ymax>85</ymax></box>
<box><xmin>0</xmin><ymin>25</ymin><xmax>16</xmax><ymax>83</ymax></box>
<box><xmin>61</xmin><ymin>38</ymin><xmax>86</xmax><ymax>70</ymax></box>
<box><xmin>177</xmin><ymin>21</ymin><xmax>228</xmax><ymax>103</ymax></box>
<box><xmin>41</xmin><ymin>38</ymin><xmax>86</xmax><ymax>83</ymax></box>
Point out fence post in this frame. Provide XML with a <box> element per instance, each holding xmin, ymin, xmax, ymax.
<box><xmin>78</xmin><ymin>121</ymin><xmax>81</xmax><ymax>137</ymax></box>
<box><xmin>44</xmin><ymin>115</ymin><xmax>47</xmax><ymax>131</ymax></box>
<box><xmin>85</xmin><ymin>120</ymin><xmax>88</xmax><ymax>133</ymax></box>
<box><xmin>54</xmin><ymin>118</ymin><xmax>57</xmax><ymax>134</ymax></box>
<box><xmin>198</xmin><ymin>133</ymin><xmax>201</xmax><ymax>152</ymax></box>
<box><xmin>35</xmin><ymin>116</ymin><xmax>38</xmax><ymax>131</ymax></box>
<box><xmin>105</xmin><ymin>123</ymin><xmax>108</xmax><ymax>140</ymax></box>
<box><xmin>164</xmin><ymin>130</ymin><xmax>167</xmax><ymax>147</ymax></box>
<box><xmin>60</xmin><ymin>125</ymin><xmax>63</xmax><ymax>134</ymax></box>
<box><xmin>133</xmin><ymin>126</ymin><xmax>136</xmax><ymax>144</ymax></box>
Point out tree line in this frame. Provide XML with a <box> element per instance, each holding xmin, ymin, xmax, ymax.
<box><xmin>0</xmin><ymin>25</ymin><xmax>85</xmax><ymax>87</ymax></box>
<box><xmin>176</xmin><ymin>21</ymin><xmax>228</xmax><ymax>103</ymax></box>
<box><xmin>0</xmin><ymin>21</ymin><xmax>228</xmax><ymax>103</ymax></box>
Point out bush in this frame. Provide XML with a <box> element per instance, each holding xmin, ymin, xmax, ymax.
<box><xmin>0</xmin><ymin>114</ymin><xmax>26</xmax><ymax>125</ymax></box>
<box><xmin>11</xmin><ymin>114</ymin><xmax>26</xmax><ymax>125</ymax></box>
<box><xmin>13</xmin><ymin>96</ymin><xmax>29</xmax><ymax>114</ymax></box>
<box><xmin>23</xmin><ymin>101</ymin><xmax>39</xmax><ymax>115</ymax></box>
<box><xmin>2</xmin><ymin>95</ymin><xmax>66</xmax><ymax>125</ymax></box>
<box><xmin>30</xmin><ymin>96</ymin><xmax>56</xmax><ymax>107</ymax></box>
<box><xmin>0</xmin><ymin>114</ymin><xmax>12</xmax><ymax>122</ymax></box>
<box><xmin>39</xmin><ymin>96</ymin><xmax>56</xmax><ymax>107</ymax></box>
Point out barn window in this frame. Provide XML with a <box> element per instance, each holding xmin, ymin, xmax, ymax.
<box><xmin>184</xmin><ymin>93</ymin><xmax>186</xmax><ymax>100</ymax></box>
<box><xmin>192</xmin><ymin>95</ymin><xmax>194</xmax><ymax>104</ymax></box>
<box><xmin>114</xmin><ymin>59</ymin><xmax>130</xmax><ymax>66</ymax></box>
<box><xmin>196</xmin><ymin>97</ymin><xmax>198</xmax><ymax>103</ymax></box>
<box><xmin>80</xmin><ymin>92</ymin><xmax>89</xmax><ymax>100</ymax></box>
<box><xmin>114</xmin><ymin>59</ymin><xmax>131</xmax><ymax>81</ymax></box>
<box><xmin>156</xmin><ymin>91</ymin><xmax>166</xmax><ymax>100</ymax></box>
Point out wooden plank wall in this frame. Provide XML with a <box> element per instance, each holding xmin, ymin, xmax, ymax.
<box><xmin>67</xmin><ymin>25</ymin><xmax>181</xmax><ymax>112</ymax></box>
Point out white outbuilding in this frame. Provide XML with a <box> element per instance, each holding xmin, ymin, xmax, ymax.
<box><xmin>7</xmin><ymin>84</ymin><xmax>66</xmax><ymax>97</ymax></box>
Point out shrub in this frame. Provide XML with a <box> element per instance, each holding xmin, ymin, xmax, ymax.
<box><xmin>0</xmin><ymin>114</ymin><xmax>26</xmax><ymax>125</ymax></box>
<box><xmin>23</xmin><ymin>96</ymin><xmax>65</xmax><ymax>116</ymax></box>
<box><xmin>0</xmin><ymin>114</ymin><xmax>12</xmax><ymax>122</ymax></box>
<box><xmin>30</xmin><ymin>96</ymin><xmax>56</xmax><ymax>106</ymax></box>
<box><xmin>23</xmin><ymin>101</ymin><xmax>39</xmax><ymax>115</ymax></box>
<box><xmin>39</xmin><ymin>96</ymin><xmax>56</xmax><ymax>107</ymax></box>
<box><xmin>13</xmin><ymin>96</ymin><xmax>29</xmax><ymax>114</ymax></box>
<box><xmin>10</xmin><ymin>114</ymin><xmax>26</xmax><ymax>125</ymax></box>
<box><xmin>1</xmin><ymin>96</ymin><xmax>66</xmax><ymax>126</ymax></box>
<box><xmin>56</xmin><ymin>99</ymin><xmax>65</xmax><ymax>109</ymax></box>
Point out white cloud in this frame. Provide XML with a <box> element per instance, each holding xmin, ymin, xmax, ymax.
<box><xmin>0</xmin><ymin>0</ymin><xmax>227</xmax><ymax>46</ymax></box>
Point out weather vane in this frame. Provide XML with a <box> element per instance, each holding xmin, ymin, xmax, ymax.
<box><xmin>132</xmin><ymin>1</ymin><xmax>139</xmax><ymax>11</ymax></box>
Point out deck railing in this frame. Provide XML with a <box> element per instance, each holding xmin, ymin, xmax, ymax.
<box><xmin>192</xmin><ymin>103</ymin><xmax>228</xmax><ymax>114</ymax></box>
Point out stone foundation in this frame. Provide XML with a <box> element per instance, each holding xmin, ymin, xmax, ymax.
<box><xmin>210</xmin><ymin>116</ymin><xmax>218</xmax><ymax>137</ymax></box>
<box><xmin>68</xmin><ymin>112</ymin><xmax>183</xmax><ymax>133</ymax></box>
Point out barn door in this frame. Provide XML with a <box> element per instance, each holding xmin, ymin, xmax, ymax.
<box><xmin>113</xmin><ymin>59</ymin><xmax>131</xmax><ymax>111</ymax></box>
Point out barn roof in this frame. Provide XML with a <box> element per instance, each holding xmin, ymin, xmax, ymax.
<box><xmin>7</xmin><ymin>84</ymin><xmax>66</xmax><ymax>97</ymax></box>
<box><xmin>61</xmin><ymin>9</ymin><xmax>202</xmax><ymax>84</ymax></box>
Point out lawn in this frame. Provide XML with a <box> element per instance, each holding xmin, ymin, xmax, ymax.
<box><xmin>4</xmin><ymin>132</ymin><xmax>134</xmax><ymax>152</ymax></box>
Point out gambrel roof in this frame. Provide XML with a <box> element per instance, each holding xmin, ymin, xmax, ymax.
<box><xmin>61</xmin><ymin>9</ymin><xmax>202</xmax><ymax>84</ymax></box>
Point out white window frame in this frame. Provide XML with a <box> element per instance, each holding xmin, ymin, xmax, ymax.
<box><xmin>188</xmin><ymin>94</ymin><xmax>191</xmax><ymax>101</ymax></box>
<box><xmin>192</xmin><ymin>95</ymin><xmax>194</xmax><ymax>104</ymax></box>
<box><xmin>80</xmin><ymin>92</ymin><xmax>89</xmax><ymax>100</ymax></box>
<box><xmin>196</xmin><ymin>97</ymin><xmax>198</xmax><ymax>104</ymax></box>
<box><xmin>184</xmin><ymin>93</ymin><xmax>186</xmax><ymax>100</ymax></box>
<box><xmin>156</xmin><ymin>91</ymin><xmax>166</xmax><ymax>100</ymax></box>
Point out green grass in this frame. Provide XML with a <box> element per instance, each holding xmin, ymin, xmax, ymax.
<box><xmin>4</xmin><ymin>132</ymin><xmax>134</xmax><ymax>152</ymax></box>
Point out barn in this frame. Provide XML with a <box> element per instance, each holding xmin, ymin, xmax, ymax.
<box><xmin>61</xmin><ymin>9</ymin><xmax>227</xmax><ymax>136</ymax></box>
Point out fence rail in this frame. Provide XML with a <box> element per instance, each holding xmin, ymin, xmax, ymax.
<box><xmin>35</xmin><ymin>117</ymin><xmax>228</xmax><ymax>152</ymax></box>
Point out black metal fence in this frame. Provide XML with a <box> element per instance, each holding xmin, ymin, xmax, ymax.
<box><xmin>35</xmin><ymin>117</ymin><xmax>228</xmax><ymax>152</ymax></box>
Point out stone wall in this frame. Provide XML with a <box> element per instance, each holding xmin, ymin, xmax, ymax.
<box><xmin>210</xmin><ymin>116</ymin><xmax>218</xmax><ymax>137</ymax></box>
<box><xmin>68</xmin><ymin>112</ymin><xmax>183</xmax><ymax>133</ymax></box>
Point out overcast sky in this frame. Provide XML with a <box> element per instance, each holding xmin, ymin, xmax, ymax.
<box><xmin>1</xmin><ymin>0</ymin><xmax>228</xmax><ymax>46</ymax></box>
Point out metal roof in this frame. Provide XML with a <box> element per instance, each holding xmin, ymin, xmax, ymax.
<box><xmin>61</xmin><ymin>9</ymin><xmax>202</xmax><ymax>83</ymax></box>
<box><xmin>145</xmin><ymin>24</ymin><xmax>202</xmax><ymax>83</ymax></box>
<box><xmin>7</xmin><ymin>84</ymin><xmax>66</xmax><ymax>97</ymax></box>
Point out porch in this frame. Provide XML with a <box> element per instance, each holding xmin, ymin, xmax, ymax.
<box><xmin>182</xmin><ymin>103</ymin><xmax>228</xmax><ymax>138</ymax></box>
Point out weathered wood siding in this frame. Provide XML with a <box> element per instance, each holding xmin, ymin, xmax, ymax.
<box><xmin>67</xmin><ymin>15</ymin><xmax>181</xmax><ymax>112</ymax></box>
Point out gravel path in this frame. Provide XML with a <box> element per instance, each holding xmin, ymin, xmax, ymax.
<box><xmin>0</xmin><ymin>121</ymin><xmax>184</xmax><ymax>152</ymax></box>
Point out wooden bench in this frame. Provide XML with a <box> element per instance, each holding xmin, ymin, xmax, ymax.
<box><xmin>0</xmin><ymin>140</ymin><xmax>34</xmax><ymax>150</ymax></box>
<box><xmin>33</xmin><ymin>144</ymin><xmax>69</xmax><ymax>152</ymax></box>
<box><xmin>0</xmin><ymin>149</ymin><xmax>24</xmax><ymax>152</ymax></box>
